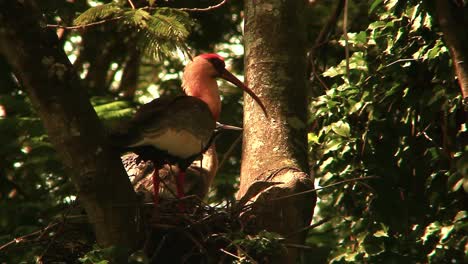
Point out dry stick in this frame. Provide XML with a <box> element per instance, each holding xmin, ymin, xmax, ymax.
<box><xmin>127</xmin><ymin>0</ymin><xmax>136</xmax><ymax>10</ymax></box>
<box><xmin>179</xmin><ymin>0</ymin><xmax>228</xmax><ymax>12</ymax></box>
<box><xmin>0</xmin><ymin>199</ymin><xmax>80</xmax><ymax>252</ymax></box>
<box><xmin>384</xmin><ymin>58</ymin><xmax>418</xmax><ymax>68</ymax></box>
<box><xmin>271</xmin><ymin>176</ymin><xmax>378</xmax><ymax>201</ymax></box>
<box><xmin>0</xmin><ymin>222</ymin><xmax>60</xmax><ymax>251</ymax></box>
<box><xmin>220</xmin><ymin>248</ymin><xmax>242</xmax><ymax>260</ymax></box>
<box><xmin>233</xmin><ymin>243</ymin><xmax>258</xmax><ymax>264</ymax></box>
<box><xmin>343</xmin><ymin>0</ymin><xmax>350</xmax><ymax>80</ymax></box>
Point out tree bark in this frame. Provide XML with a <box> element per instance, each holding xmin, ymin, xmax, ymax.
<box><xmin>434</xmin><ymin>0</ymin><xmax>468</xmax><ymax>100</ymax></box>
<box><xmin>240</xmin><ymin>0</ymin><xmax>315</xmax><ymax>262</ymax></box>
<box><xmin>0</xmin><ymin>0</ymin><xmax>139</xmax><ymax>250</ymax></box>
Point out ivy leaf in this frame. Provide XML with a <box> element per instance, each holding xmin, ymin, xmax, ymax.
<box><xmin>369</xmin><ymin>0</ymin><xmax>384</xmax><ymax>14</ymax></box>
<box><xmin>331</xmin><ymin>120</ymin><xmax>351</xmax><ymax>137</ymax></box>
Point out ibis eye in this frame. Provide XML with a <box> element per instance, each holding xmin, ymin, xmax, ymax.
<box><xmin>208</xmin><ymin>58</ymin><xmax>226</xmax><ymax>73</ymax></box>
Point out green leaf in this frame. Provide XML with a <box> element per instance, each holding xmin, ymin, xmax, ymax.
<box><xmin>323</xmin><ymin>66</ymin><xmax>341</xmax><ymax>78</ymax></box>
<box><xmin>331</xmin><ymin>121</ymin><xmax>351</xmax><ymax>137</ymax></box>
<box><xmin>422</xmin><ymin>222</ymin><xmax>440</xmax><ymax>244</ymax></box>
<box><xmin>439</xmin><ymin>225</ymin><xmax>454</xmax><ymax>243</ymax></box>
<box><xmin>74</xmin><ymin>3</ymin><xmax>124</xmax><ymax>26</ymax></box>
<box><xmin>369</xmin><ymin>0</ymin><xmax>384</xmax><ymax>14</ymax></box>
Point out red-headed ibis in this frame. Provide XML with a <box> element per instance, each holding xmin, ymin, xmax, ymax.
<box><xmin>112</xmin><ymin>53</ymin><xmax>267</xmax><ymax>208</ymax></box>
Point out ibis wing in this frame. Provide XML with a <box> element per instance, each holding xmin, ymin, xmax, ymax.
<box><xmin>115</xmin><ymin>96</ymin><xmax>216</xmax><ymax>157</ymax></box>
<box><xmin>131</xmin><ymin>95</ymin><xmax>183</xmax><ymax>125</ymax></box>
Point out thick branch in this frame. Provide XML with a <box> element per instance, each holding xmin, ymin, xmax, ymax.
<box><xmin>435</xmin><ymin>0</ymin><xmax>468</xmax><ymax>100</ymax></box>
<box><xmin>241</xmin><ymin>0</ymin><xmax>315</xmax><ymax>262</ymax></box>
<box><xmin>0</xmin><ymin>0</ymin><xmax>139</xmax><ymax>249</ymax></box>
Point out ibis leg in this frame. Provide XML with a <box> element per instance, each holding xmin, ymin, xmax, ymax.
<box><xmin>175</xmin><ymin>171</ymin><xmax>186</xmax><ymax>211</ymax></box>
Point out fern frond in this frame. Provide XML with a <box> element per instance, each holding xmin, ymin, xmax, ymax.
<box><xmin>74</xmin><ymin>4</ymin><xmax>193</xmax><ymax>60</ymax></box>
<box><xmin>73</xmin><ymin>3</ymin><xmax>125</xmax><ymax>26</ymax></box>
<box><xmin>138</xmin><ymin>8</ymin><xmax>193</xmax><ymax>59</ymax></box>
<box><xmin>120</xmin><ymin>9</ymin><xmax>151</xmax><ymax>31</ymax></box>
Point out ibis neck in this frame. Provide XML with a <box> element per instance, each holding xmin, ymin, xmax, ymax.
<box><xmin>182</xmin><ymin>74</ymin><xmax>221</xmax><ymax>121</ymax></box>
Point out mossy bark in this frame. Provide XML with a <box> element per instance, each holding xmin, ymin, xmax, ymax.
<box><xmin>240</xmin><ymin>0</ymin><xmax>316</xmax><ymax>262</ymax></box>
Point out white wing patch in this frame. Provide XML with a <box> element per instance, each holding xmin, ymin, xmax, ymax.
<box><xmin>130</xmin><ymin>128</ymin><xmax>205</xmax><ymax>159</ymax></box>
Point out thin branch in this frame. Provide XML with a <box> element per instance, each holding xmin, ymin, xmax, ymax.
<box><xmin>218</xmin><ymin>133</ymin><xmax>242</xmax><ymax>171</ymax></box>
<box><xmin>179</xmin><ymin>0</ymin><xmax>228</xmax><ymax>12</ymax></box>
<box><xmin>0</xmin><ymin>222</ymin><xmax>60</xmax><ymax>251</ymax></box>
<box><xmin>384</xmin><ymin>58</ymin><xmax>418</xmax><ymax>68</ymax></box>
<box><xmin>47</xmin><ymin>1</ymin><xmax>229</xmax><ymax>30</ymax></box>
<box><xmin>343</xmin><ymin>0</ymin><xmax>350</xmax><ymax>80</ymax></box>
<box><xmin>285</xmin><ymin>217</ymin><xmax>332</xmax><ymax>238</ymax></box>
<box><xmin>308</xmin><ymin>0</ymin><xmax>346</xmax><ymax>91</ymax></box>
<box><xmin>46</xmin><ymin>16</ymin><xmax>124</xmax><ymax>30</ymax></box>
<box><xmin>127</xmin><ymin>0</ymin><xmax>135</xmax><ymax>9</ymax></box>
<box><xmin>220</xmin><ymin>248</ymin><xmax>242</xmax><ymax>260</ymax></box>
<box><xmin>283</xmin><ymin>243</ymin><xmax>315</xmax><ymax>250</ymax></box>
<box><xmin>271</xmin><ymin>176</ymin><xmax>379</xmax><ymax>201</ymax></box>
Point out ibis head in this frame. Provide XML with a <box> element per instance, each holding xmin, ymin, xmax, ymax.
<box><xmin>182</xmin><ymin>53</ymin><xmax>267</xmax><ymax>120</ymax></box>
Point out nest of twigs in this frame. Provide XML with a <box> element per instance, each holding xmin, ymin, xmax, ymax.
<box><xmin>7</xmin><ymin>195</ymin><xmax>286</xmax><ymax>264</ymax></box>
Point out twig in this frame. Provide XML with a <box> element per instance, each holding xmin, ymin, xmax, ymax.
<box><xmin>0</xmin><ymin>222</ymin><xmax>60</xmax><ymax>251</ymax></box>
<box><xmin>46</xmin><ymin>16</ymin><xmax>124</xmax><ymax>30</ymax></box>
<box><xmin>150</xmin><ymin>235</ymin><xmax>167</xmax><ymax>262</ymax></box>
<box><xmin>384</xmin><ymin>58</ymin><xmax>418</xmax><ymax>68</ymax></box>
<box><xmin>284</xmin><ymin>243</ymin><xmax>315</xmax><ymax>250</ymax></box>
<box><xmin>343</xmin><ymin>0</ymin><xmax>350</xmax><ymax>80</ymax></box>
<box><xmin>127</xmin><ymin>0</ymin><xmax>135</xmax><ymax>9</ymax></box>
<box><xmin>271</xmin><ymin>176</ymin><xmax>378</xmax><ymax>201</ymax></box>
<box><xmin>233</xmin><ymin>243</ymin><xmax>258</xmax><ymax>264</ymax></box>
<box><xmin>179</xmin><ymin>0</ymin><xmax>228</xmax><ymax>12</ymax></box>
<box><xmin>308</xmin><ymin>0</ymin><xmax>345</xmax><ymax>91</ymax></box>
<box><xmin>37</xmin><ymin>201</ymin><xmax>81</xmax><ymax>260</ymax></box>
<box><xmin>285</xmin><ymin>217</ymin><xmax>332</xmax><ymax>238</ymax></box>
<box><xmin>220</xmin><ymin>248</ymin><xmax>242</xmax><ymax>260</ymax></box>
<box><xmin>218</xmin><ymin>133</ymin><xmax>242</xmax><ymax>171</ymax></box>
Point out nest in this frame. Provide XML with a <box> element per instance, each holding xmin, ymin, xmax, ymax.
<box><xmin>5</xmin><ymin>196</ymin><xmax>287</xmax><ymax>264</ymax></box>
<box><xmin>2</xmin><ymin>156</ymin><xmax>297</xmax><ymax>263</ymax></box>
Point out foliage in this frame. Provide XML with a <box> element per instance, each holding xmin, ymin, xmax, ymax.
<box><xmin>1</xmin><ymin>0</ymin><xmax>466</xmax><ymax>262</ymax></box>
<box><xmin>231</xmin><ymin>230</ymin><xmax>287</xmax><ymax>263</ymax></box>
<box><xmin>78</xmin><ymin>245</ymin><xmax>144</xmax><ymax>264</ymax></box>
<box><xmin>74</xmin><ymin>3</ymin><xmax>193</xmax><ymax>59</ymax></box>
<box><xmin>307</xmin><ymin>0</ymin><xmax>467</xmax><ymax>263</ymax></box>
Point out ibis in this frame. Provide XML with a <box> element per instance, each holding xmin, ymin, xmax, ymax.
<box><xmin>112</xmin><ymin>53</ymin><xmax>267</xmax><ymax>207</ymax></box>
<box><xmin>123</xmin><ymin>123</ymin><xmax>242</xmax><ymax>203</ymax></box>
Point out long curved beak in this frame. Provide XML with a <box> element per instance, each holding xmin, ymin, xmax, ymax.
<box><xmin>220</xmin><ymin>69</ymin><xmax>268</xmax><ymax>118</ymax></box>
<box><xmin>216</xmin><ymin>122</ymin><xmax>243</xmax><ymax>131</ymax></box>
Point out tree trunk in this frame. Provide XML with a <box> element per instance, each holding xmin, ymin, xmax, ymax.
<box><xmin>434</xmin><ymin>0</ymin><xmax>468</xmax><ymax>100</ymax></box>
<box><xmin>240</xmin><ymin>0</ymin><xmax>315</xmax><ymax>262</ymax></box>
<box><xmin>0</xmin><ymin>0</ymin><xmax>139</xmax><ymax>251</ymax></box>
